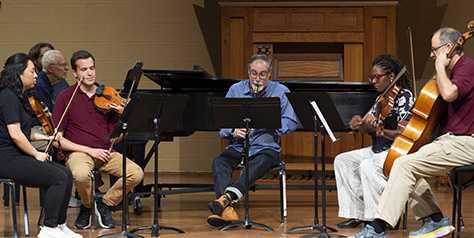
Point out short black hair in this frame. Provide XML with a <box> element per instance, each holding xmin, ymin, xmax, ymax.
<box><xmin>70</xmin><ymin>50</ymin><xmax>95</xmax><ymax>71</ymax></box>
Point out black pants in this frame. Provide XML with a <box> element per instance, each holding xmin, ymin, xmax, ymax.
<box><xmin>212</xmin><ymin>148</ymin><xmax>279</xmax><ymax>199</ymax></box>
<box><xmin>0</xmin><ymin>155</ymin><xmax>72</xmax><ymax>227</ymax></box>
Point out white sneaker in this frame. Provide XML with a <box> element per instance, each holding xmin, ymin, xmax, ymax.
<box><xmin>37</xmin><ymin>226</ymin><xmax>68</xmax><ymax>238</ymax></box>
<box><xmin>59</xmin><ymin>223</ymin><xmax>83</xmax><ymax>238</ymax></box>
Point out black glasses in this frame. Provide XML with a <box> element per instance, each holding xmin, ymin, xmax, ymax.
<box><xmin>368</xmin><ymin>73</ymin><xmax>387</xmax><ymax>82</ymax></box>
<box><xmin>431</xmin><ymin>43</ymin><xmax>447</xmax><ymax>54</ymax></box>
<box><xmin>249</xmin><ymin>70</ymin><xmax>269</xmax><ymax>79</ymax></box>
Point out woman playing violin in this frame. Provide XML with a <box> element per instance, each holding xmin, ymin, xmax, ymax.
<box><xmin>0</xmin><ymin>53</ymin><xmax>81</xmax><ymax>238</ymax></box>
<box><xmin>349</xmin><ymin>26</ymin><xmax>474</xmax><ymax>238</ymax></box>
<box><xmin>334</xmin><ymin>54</ymin><xmax>414</xmax><ymax>229</ymax></box>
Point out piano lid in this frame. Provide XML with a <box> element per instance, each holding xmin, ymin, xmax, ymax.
<box><xmin>143</xmin><ymin>66</ymin><xmax>241</xmax><ymax>91</ymax></box>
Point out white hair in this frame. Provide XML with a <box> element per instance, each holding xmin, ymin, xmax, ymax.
<box><xmin>42</xmin><ymin>50</ymin><xmax>62</xmax><ymax>72</ymax></box>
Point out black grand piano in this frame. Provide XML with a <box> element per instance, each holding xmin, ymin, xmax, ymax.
<box><xmin>137</xmin><ymin>66</ymin><xmax>377</xmax><ymax>133</ymax></box>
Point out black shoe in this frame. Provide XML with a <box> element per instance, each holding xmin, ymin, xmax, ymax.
<box><xmin>95</xmin><ymin>198</ymin><xmax>116</xmax><ymax>228</ymax></box>
<box><xmin>337</xmin><ymin>219</ymin><xmax>363</xmax><ymax>228</ymax></box>
<box><xmin>74</xmin><ymin>205</ymin><xmax>91</xmax><ymax>229</ymax></box>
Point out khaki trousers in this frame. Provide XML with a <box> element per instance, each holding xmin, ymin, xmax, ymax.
<box><xmin>65</xmin><ymin>152</ymin><xmax>144</xmax><ymax>208</ymax></box>
<box><xmin>375</xmin><ymin>133</ymin><xmax>474</xmax><ymax>227</ymax></box>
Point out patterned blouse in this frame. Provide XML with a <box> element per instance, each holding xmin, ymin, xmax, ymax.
<box><xmin>369</xmin><ymin>88</ymin><xmax>414</xmax><ymax>153</ymax></box>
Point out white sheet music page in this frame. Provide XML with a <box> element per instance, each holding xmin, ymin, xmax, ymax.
<box><xmin>309</xmin><ymin>100</ymin><xmax>338</xmax><ymax>142</ymax></box>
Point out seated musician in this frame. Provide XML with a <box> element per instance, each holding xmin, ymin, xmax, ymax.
<box><xmin>51</xmin><ymin>50</ymin><xmax>144</xmax><ymax>229</ymax></box>
<box><xmin>349</xmin><ymin>27</ymin><xmax>474</xmax><ymax>238</ymax></box>
<box><xmin>334</xmin><ymin>54</ymin><xmax>415</xmax><ymax>228</ymax></box>
<box><xmin>0</xmin><ymin>53</ymin><xmax>81</xmax><ymax>238</ymax></box>
<box><xmin>207</xmin><ymin>54</ymin><xmax>297</xmax><ymax>227</ymax></box>
<box><xmin>28</xmin><ymin>42</ymin><xmax>70</xmax><ymax>95</ymax></box>
<box><xmin>29</xmin><ymin>49</ymin><xmax>70</xmax><ymax>152</ymax></box>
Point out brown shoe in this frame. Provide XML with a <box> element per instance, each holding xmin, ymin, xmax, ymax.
<box><xmin>207</xmin><ymin>206</ymin><xmax>239</xmax><ymax>227</ymax></box>
<box><xmin>208</xmin><ymin>193</ymin><xmax>232</xmax><ymax>215</ymax></box>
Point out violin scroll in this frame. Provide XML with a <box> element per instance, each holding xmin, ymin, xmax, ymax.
<box><xmin>468</xmin><ymin>20</ymin><xmax>474</xmax><ymax>31</ymax></box>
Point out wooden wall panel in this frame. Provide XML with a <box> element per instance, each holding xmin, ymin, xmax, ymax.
<box><xmin>344</xmin><ymin>43</ymin><xmax>364</xmax><ymax>82</ymax></box>
<box><xmin>273</xmin><ymin>53</ymin><xmax>343</xmax><ymax>81</ymax></box>
<box><xmin>229</xmin><ymin>18</ymin><xmax>246</xmax><ymax>78</ymax></box>
<box><xmin>363</xmin><ymin>6</ymin><xmax>398</xmax><ymax>80</ymax></box>
<box><xmin>253</xmin><ymin>7</ymin><xmax>363</xmax><ymax>32</ymax></box>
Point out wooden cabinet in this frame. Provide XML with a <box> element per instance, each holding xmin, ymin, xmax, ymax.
<box><xmin>218</xmin><ymin>0</ymin><xmax>398</xmax><ymax>170</ymax></box>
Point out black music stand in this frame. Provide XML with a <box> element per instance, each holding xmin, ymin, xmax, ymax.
<box><xmin>285</xmin><ymin>92</ymin><xmax>346</xmax><ymax>238</ymax></box>
<box><xmin>212</xmin><ymin>97</ymin><xmax>281</xmax><ymax>232</ymax></box>
<box><xmin>99</xmin><ymin>93</ymin><xmax>189</xmax><ymax>238</ymax></box>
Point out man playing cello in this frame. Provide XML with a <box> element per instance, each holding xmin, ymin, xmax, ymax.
<box><xmin>349</xmin><ymin>26</ymin><xmax>474</xmax><ymax>238</ymax></box>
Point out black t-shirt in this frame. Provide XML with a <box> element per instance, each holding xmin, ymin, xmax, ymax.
<box><xmin>0</xmin><ymin>88</ymin><xmax>31</xmax><ymax>159</ymax></box>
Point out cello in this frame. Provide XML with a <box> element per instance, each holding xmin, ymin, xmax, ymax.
<box><xmin>383</xmin><ymin>21</ymin><xmax>474</xmax><ymax>176</ymax></box>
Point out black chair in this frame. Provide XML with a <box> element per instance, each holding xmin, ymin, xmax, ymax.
<box><xmin>0</xmin><ymin>178</ymin><xmax>29</xmax><ymax>238</ymax></box>
<box><xmin>450</xmin><ymin>164</ymin><xmax>474</xmax><ymax>238</ymax></box>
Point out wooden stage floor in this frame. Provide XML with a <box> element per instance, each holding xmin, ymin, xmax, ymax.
<box><xmin>1</xmin><ymin>172</ymin><xmax>472</xmax><ymax>237</ymax></box>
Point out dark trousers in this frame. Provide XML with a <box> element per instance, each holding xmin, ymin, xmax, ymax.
<box><xmin>212</xmin><ymin>148</ymin><xmax>279</xmax><ymax>199</ymax></box>
<box><xmin>0</xmin><ymin>155</ymin><xmax>73</xmax><ymax>227</ymax></box>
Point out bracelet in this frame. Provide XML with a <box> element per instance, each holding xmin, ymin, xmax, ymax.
<box><xmin>230</xmin><ymin>128</ymin><xmax>236</xmax><ymax>136</ymax></box>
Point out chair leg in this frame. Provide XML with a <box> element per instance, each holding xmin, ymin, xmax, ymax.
<box><xmin>456</xmin><ymin>172</ymin><xmax>463</xmax><ymax>238</ymax></box>
<box><xmin>4</xmin><ymin>183</ymin><xmax>10</xmax><ymax>206</ymax></box>
<box><xmin>280</xmin><ymin>168</ymin><xmax>287</xmax><ymax>223</ymax></box>
<box><xmin>9</xmin><ymin>182</ymin><xmax>18</xmax><ymax>238</ymax></box>
<box><xmin>403</xmin><ymin>202</ymin><xmax>408</xmax><ymax>230</ymax></box>
<box><xmin>91</xmin><ymin>171</ymin><xmax>96</xmax><ymax>229</ymax></box>
<box><xmin>22</xmin><ymin>185</ymin><xmax>29</xmax><ymax>237</ymax></box>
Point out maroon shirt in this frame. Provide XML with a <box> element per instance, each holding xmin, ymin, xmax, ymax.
<box><xmin>52</xmin><ymin>82</ymin><xmax>119</xmax><ymax>151</ymax></box>
<box><xmin>440</xmin><ymin>54</ymin><xmax>474</xmax><ymax>135</ymax></box>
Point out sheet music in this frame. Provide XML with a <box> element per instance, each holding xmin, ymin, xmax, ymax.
<box><xmin>310</xmin><ymin>100</ymin><xmax>338</xmax><ymax>142</ymax></box>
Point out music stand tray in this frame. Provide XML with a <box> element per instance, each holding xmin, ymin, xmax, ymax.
<box><xmin>285</xmin><ymin>92</ymin><xmax>345</xmax><ymax>238</ymax></box>
<box><xmin>100</xmin><ymin>93</ymin><xmax>189</xmax><ymax>238</ymax></box>
<box><xmin>212</xmin><ymin>97</ymin><xmax>281</xmax><ymax>232</ymax></box>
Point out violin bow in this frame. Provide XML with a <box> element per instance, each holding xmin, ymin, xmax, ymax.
<box><xmin>44</xmin><ymin>76</ymin><xmax>85</xmax><ymax>154</ymax></box>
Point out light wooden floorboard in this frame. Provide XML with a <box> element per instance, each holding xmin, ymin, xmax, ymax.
<box><xmin>1</xmin><ymin>173</ymin><xmax>472</xmax><ymax>237</ymax></box>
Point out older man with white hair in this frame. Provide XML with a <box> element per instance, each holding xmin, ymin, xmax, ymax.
<box><xmin>29</xmin><ymin>50</ymin><xmax>70</xmax><ymax>151</ymax></box>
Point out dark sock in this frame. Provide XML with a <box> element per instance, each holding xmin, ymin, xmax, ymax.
<box><xmin>371</xmin><ymin>219</ymin><xmax>387</xmax><ymax>234</ymax></box>
<box><xmin>429</xmin><ymin>212</ymin><xmax>444</xmax><ymax>222</ymax></box>
<box><xmin>226</xmin><ymin>191</ymin><xmax>238</xmax><ymax>201</ymax></box>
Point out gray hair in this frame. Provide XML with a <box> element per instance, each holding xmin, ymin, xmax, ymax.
<box><xmin>434</xmin><ymin>27</ymin><xmax>463</xmax><ymax>54</ymax></box>
<box><xmin>42</xmin><ymin>50</ymin><xmax>61</xmax><ymax>72</ymax></box>
<box><xmin>248</xmin><ymin>54</ymin><xmax>272</xmax><ymax>70</ymax></box>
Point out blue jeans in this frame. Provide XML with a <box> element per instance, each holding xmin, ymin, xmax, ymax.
<box><xmin>212</xmin><ymin>148</ymin><xmax>279</xmax><ymax>200</ymax></box>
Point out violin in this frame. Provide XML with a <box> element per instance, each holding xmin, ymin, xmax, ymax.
<box><xmin>363</xmin><ymin>67</ymin><xmax>406</xmax><ymax>131</ymax></box>
<box><xmin>28</xmin><ymin>92</ymin><xmax>65</xmax><ymax>160</ymax></box>
<box><xmin>383</xmin><ymin>20</ymin><xmax>474</xmax><ymax>176</ymax></box>
<box><xmin>94</xmin><ymin>85</ymin><xmax>130</xmax><ymax>114</ymax></box>
<box><xmin>28</xmin><ymin>93</ymin><xmax>54</xmax><ymax>136</ymax></box>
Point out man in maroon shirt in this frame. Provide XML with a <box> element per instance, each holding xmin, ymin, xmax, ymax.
<box><xmin>52</xmin><ymin>50</ymin><xmax>144</xmax><ymax>229</ymax></box>
<box><xmin>347</xmin><ymin>27</ymin><xmax>474</xmax><ymax>238</ymax></box>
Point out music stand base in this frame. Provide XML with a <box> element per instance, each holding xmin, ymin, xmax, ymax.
<box><xmin>97</xmin><ymin>230</ymin><xmax>144</xmax><ymax>238</ymax></box>
<box><xmin>219</xmin><ymin>219</ymin><xmax>274</xmax><ymax>231</ymax></box>
<box><xmin>285</xmin><ymin>224</ymin><xmax>344</xmax><ymax>238</ymax></box>
<box><xmin>131</xmin><ymin>224</ymin><xmax>185</xmax><ymax>237</ymax></box>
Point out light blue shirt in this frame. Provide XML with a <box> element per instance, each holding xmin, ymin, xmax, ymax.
<box><xmin>220</xmin><ymin>80</ymin><xmax>297</xmax><ymax>156</ymax></box>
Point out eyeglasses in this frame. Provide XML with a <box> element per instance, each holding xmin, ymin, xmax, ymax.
<box><xmin>368</xmin><ymin>73</ymin><xmax>387</xmax><ymax>82</ymax></box>
<box><xmin>431</xmin><ymin>43</ymin><xmax>447</xmax><ymax>54</ymax></box>
<box><xmin>249</xmin><ymin>70</ymin><xmax>269</xmax><ymax>79</ymax></box>
<box><xmin>52</xmin><ymin>63</ymin><xmax>69</xmax><ymax>68</ymax></box>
